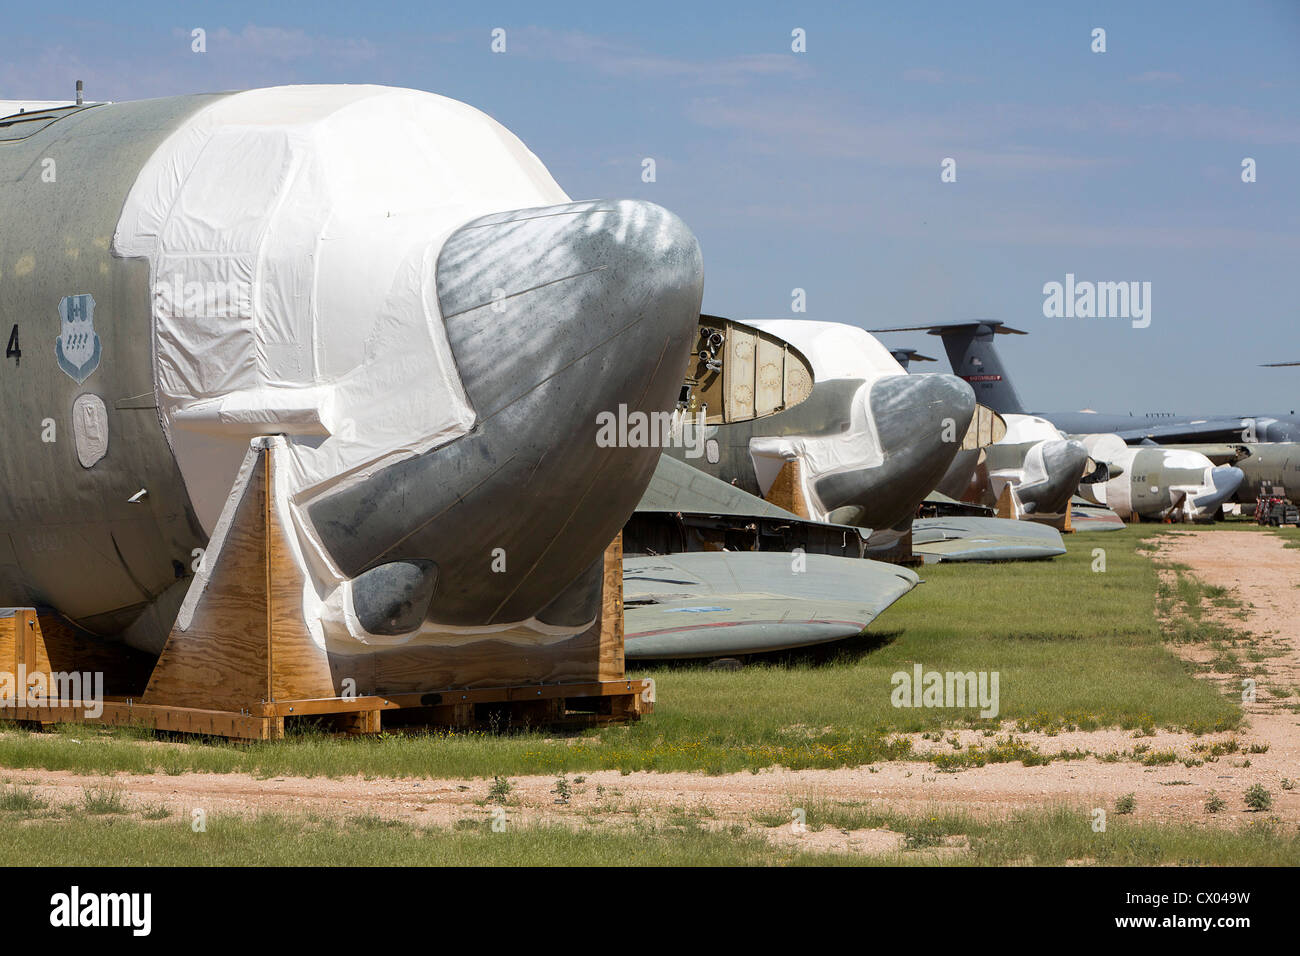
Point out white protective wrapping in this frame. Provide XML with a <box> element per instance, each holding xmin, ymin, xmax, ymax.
<box><xmin>113</xmin><ymin>85</ymin><xmax>569</xmax><ymax>542</ymax></box>
<box><xmin>743</xmin><ymin>321</ymin><xmax>900</xmax><ymax>522</ymax></box>
<box><xmin>987</xmin><ymin>414</ymin><xmax>1070</xmax><ymax>516</ymax></box>
<box><xmin>1077</xmin><ymin>433</ymin><xmax>1129</xmax><ymax>508</ymax></box>
<box><xmin>113</xmin><ymin>86</ymin><xmax>576</xmax><ymax>651</ymax></box>
<box><xmin>999</xmin><ymin>413</ymin><xmax>1065</xmax><ymax>446</ymax></box>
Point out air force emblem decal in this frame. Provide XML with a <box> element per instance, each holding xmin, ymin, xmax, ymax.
<box><xmin>56</xmin><ymin>293</ymin><xmax>102</xmax><ymax>384</ymax></box>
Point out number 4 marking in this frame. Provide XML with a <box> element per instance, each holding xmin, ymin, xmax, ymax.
<box><xmin>5</xmin><ymin>325</ymin><xmax>19</xmax><ymax>365</ymax></box>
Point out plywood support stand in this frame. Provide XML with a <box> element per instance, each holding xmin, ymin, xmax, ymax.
<box><xmin>764</xmin><ymin>458</ymin><xmax>811</xmax><ymax>519</ymax></box>
<box><xmin>2</xmin><ymin>443</ymin><xmax>647</xmax><ymax>740</ymax></box>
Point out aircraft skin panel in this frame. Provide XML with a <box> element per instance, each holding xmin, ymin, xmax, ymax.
<box><xmin>914</xmin><ymin>540</ymin><xmax>1064</xmax><ymax>562</ymax></box>
<box><xmin>623</xmin><ymin>551</ymin><xmax>918</xmax><ymax>660</ymax></box>
<box><xmin>724</xmin><ymin>322</ymin><xmax>756</xmax><ymax>420</ymax></box>
<box><xmin>635</xmin><ymin>454</ymin><xmax>798</xmax><ymax>519</ymax></box>
<box><xmin>0</xmin><ymin>94</ymin><xmax>227</xmax><ymax>633</ymax></box>
<box><xmin>754</xmin><ymin>333</ymin><xmax>786</xmax><ymax>418</ymax></box>
<box><xmin>626</xmin><ymin>619</ymin><xmax>871</xmax><ymax>658</ymax></box>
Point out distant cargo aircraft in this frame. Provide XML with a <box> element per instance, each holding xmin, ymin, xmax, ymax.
<box><xmin>874</xmin><ymin>321</ymin><xmax>1246</xmax><ymax>519</ymax></box>
<box><xmin>1076</xmin><ymin>435</ymin><xmax>1243</xmax><ymax>521</ymax></box>
<box><xmin>871</xmin><ymin>321</ymin><xmax>1300</xmax><ymax>443</ymax></box>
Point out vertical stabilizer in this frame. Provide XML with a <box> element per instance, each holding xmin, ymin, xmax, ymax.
<box><xmin>870</xmin><ymin>321</ymin><xmax>1027</xmax><ymax>414</ymax></box>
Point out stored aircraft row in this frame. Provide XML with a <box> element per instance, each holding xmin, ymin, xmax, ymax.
<box><xmin>0</xmin><ymin>85</ymin><xmax>1280</xmax><ymax>671</ymax></box>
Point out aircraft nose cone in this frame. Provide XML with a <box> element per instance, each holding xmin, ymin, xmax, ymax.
<box><xmin>1194</xmin><ymin>465</ymin><xmax>1245</xmax><ymax>510</ymax></box>
<box><xmin>309</xmin><ymin>199</ymin><xmax>703</xmax><ymax>632</ymax></box>
<box><xmin>815</xmin><ymin>373</ymin><xmax>975</xmax><ymax>532</ymax></box>
<box><xmin>437</xmin><ymin>199</ymin><xmax>704</xmax><ymax>424</ymax></box>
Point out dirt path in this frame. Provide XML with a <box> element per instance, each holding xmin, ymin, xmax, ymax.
<box><xmin>4</xmin><ymin>530</ymin><xmax>1297</xmax><ymax>848</ymax></box>
<box><xmin>1157</xmin><ymin>529</ymin><xmax>1300</xmax><ymax>712</ymax></box>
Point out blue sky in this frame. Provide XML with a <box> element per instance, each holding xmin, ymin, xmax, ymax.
<box><xmin>5</xmin><ymin>0</ymin><xmax>1298</xmax><ymax>413</ymax></box>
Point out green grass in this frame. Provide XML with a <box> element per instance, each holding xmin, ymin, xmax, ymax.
<box><xmin>0</xmin><ymin>528</ymin><xmax>1239</xmax><ymax>778</ymax></box>
<box><xmin>1264</xmin><ymin>525</ymin><xmax>1300</xmax><ymax>549</ymax></box>
<box><xmin>0</xmin><ymin>812</ymin><xmax>838</xmax><ymax>866</ymax></box>
<box><xmin>0</xmin><ymin>784</ymin><xmax>46</xmax><ymax>813</ymax></box>
<box><xmin>754</xmin><ymin>800</ymin><xmax>1300</xmax><ymax>866</ymax></box>
<box><xmin>81</xmin><ymin>785</ymin><xmax>128</xmax><ymax>815</ymax></box>
<box><xmin>1</xmin><ymin>802</ymin><xmax>1292</xmax><ymax>866</ymax></box>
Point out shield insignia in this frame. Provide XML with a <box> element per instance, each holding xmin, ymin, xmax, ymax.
<box><xmin>56</xmin><ymin>294</ymin><xmax>102</xmax><ymax>385</ymax></box>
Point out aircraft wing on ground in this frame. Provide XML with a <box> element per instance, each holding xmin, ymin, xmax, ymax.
<box><xmin>626</xmin><ymin>454</ymin><xmax>871</xmax><ymax>558</ymax></box>
<box><xmin>623</xmin><ymin>551</ymin><xmax>918</xmax><ymax>659</ymax></box>
<box><xmin>1069</xmin><ymin>496</ymin><xmax>1126</xmax><ymax>531</ymax></box>
<box><xmin>911</xmin><ymin>516</ymin><xmax>1066</xmax><ymax>562</ymax></box>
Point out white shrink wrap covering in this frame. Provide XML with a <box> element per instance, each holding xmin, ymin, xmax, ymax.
<box><xmin>113</xmin><ymin>84</ymin><xmax>570</xmax><ymax>553</ymax></box>
<box><xmin>744</xmin><ymin>321</ymin><xmax>898</xmax><ymax>522</ymax></box>
<box><xmin>113</xmin><ymin>85</ymin><xmax>577</xmax><ymax>650</ymax></box>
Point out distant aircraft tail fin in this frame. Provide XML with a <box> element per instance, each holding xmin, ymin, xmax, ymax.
<box><xmin>887</xmin><ymin>348</ymin><xmax>936</xmax><ymax>371</ymax></box>
<box><xmin>869</xmin><ymin>321</ymin><xmax>1027</xmax><ymax>414</ymax></box>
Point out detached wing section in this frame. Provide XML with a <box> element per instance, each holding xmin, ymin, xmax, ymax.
<box><xmin>911</xmin><ymin>516</ymin><xmax>1066</xmax><ymax>562</ymax></box>
<box><xmin>1069</xmin><ymin>497</ymin><xmax>1126</xmax><ymax>532</ymax></box>
<box><xmin>623</xmin><ymin>551</ymin><xmax>918</xmax><ymax>659</ymax></box>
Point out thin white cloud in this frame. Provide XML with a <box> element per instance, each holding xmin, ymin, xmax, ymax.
<box><xmin>200</xmin><ymin>25</ymin><xmax>378</xmax><ymax>63</ymax></box>
<box><xmin>514</xmin><ymin>28</ymin><xmax>807</xmax><ymax>86</ymax></box>
<box><xmin>685</xmin><ymin>96</ymin><xmax>1115</xmax><ymax>172</ymax></box>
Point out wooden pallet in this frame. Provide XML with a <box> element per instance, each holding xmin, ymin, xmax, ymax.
<box><xmin>0</xmin><ymin>439</ymin><xmax>651</xmax><ymax>741</ymax></box>
<box><xmin>0</xmin><ymin>672</ymin><xmax>653</xmax><ymax>741</ymax></box>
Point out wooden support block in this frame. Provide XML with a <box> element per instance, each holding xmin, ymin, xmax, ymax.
<box><xmin>597</xmin><ymin>532</ymin><xmax>625</xmax><ymax>682</ymax></box>
<box><xmin>143</xmin><ymin>439</ymin><xmax>335</xmax><ymax>713</ymax></box>
<box><xmin>763</xmin><ymin>458</ymin><xmax>811</xmax><ymax>519</ymax></box>
<box><xmin>995</xmin><ymin>482</ymin><xmax>1016</xmax><ymax>520</ymax></box>
<box><xmin>513</xmin><ymin>697</ymin><xmax>565</xmax><ymax>726</ymax></box>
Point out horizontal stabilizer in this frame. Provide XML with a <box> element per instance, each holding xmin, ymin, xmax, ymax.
<box><xmin>868</xmin><ymin>320</ymin><xmax>1027</xmax><ymax>337</ymax></box>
